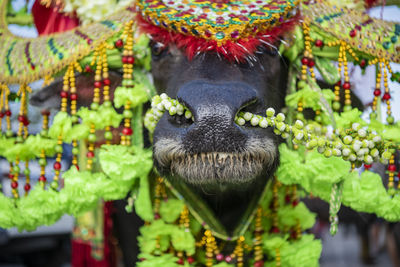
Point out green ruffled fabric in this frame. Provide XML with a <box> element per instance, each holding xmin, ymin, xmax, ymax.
<box><xmin>136</xmin><ymin>254</ymin><xmax>182</xmax><ymax>267</ymax></box>
<box><xmin>277</xmin><ymin>143</ymin><xmax>400</xmax><ymax>222</ymax></box>
<box><xmin>0</xmin><ymin>144</ymin><xmax>153</xmax><ymax>231</ymax></box>
<box><xmin>113</xmin><ymin>83</ymin><xmax>150</xmax><ymax>109</ymax></box>
<box><xmin>263</xmin><ymin>234</ymin><xmax>322</xmax><ymax>267</ymax></box>
<box><xmin>78</xmin><ymin>104</ymin><xmax>123</xmax><ymax>130</ymax></box>
<box><xmin>138</xmin><ymin>220</ymin><xmax>196</xmax><ymax>256</ymax></box>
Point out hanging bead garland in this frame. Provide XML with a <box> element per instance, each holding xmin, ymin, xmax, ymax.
<box><xmin>120</xmin><ymin>20</ymin><xmax>135</xmax><ymax>146</ymax></box>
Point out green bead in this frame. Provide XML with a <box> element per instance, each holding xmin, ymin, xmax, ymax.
<box><xmin>13</xmin><ymin>165</ymin><xmax>20</xmax><ymax>173</ymax></box>
<box><xmin>23</xmin><ymin>168</ymin><xmax>30</xmax><ymax>176</ymax></box>
<box><xmin>51</xmin><ymin>181</ymin><xmax>59</xmax><ymax>190</ymax></box>
<box><xmin>16</xmin><ymin>136</ymin><xmax>23</xmax><ymax>143</ymax></box>
<box><xmin>343</xmin><ymin>105</ymin><xmax>352</xmax><ymax>112</ymax></box>
<box><xmin>332</xmin><ymin>101</ymin><xmax>341</xmax><ymax>111</ymax></box>
<box><xmin>123</xmin><ymin>110</ymin><xmax>133</xmax><ymax>118</ymax></box>
<box><xmin>71</xmin><ymin>116</ymin><xmax>79</xmax><ymax>123</ymax></box>
<box><xmin>388</xmin><ymin>188</ymin><xmax>396</xmax><ymax>196</ymax></box>
<box><xmin>38</xmin><ymin>158</ymin><xmax>47</xmax><ymax>166</ymax></box>
<box><xmin>104</xmin><ymin>101</ymin><xmax>112</xmax><ymax>108</ymax></box>
<box><xmin>315</xmin><ymin>115</ymin><xmax>322</xmax><ymax>123</ymax></box>
<box><xmin>41</xmin><ymin>129</ymin><xmax>48</xmax><ymax>137</ymax></box>
<box><xmin>369</xmin><ymin>112</ymin><xmax>377</xmax><ymax>120</ymax></box>
<box><xmin>90</xmin><ymin>102</ymin><xmax>99</xmax><ymax>110</ymax></box>
<box><xmin>88</xmin><ymin>133</ymin><xmax>97</xmax><ymax>142</ymax></box>
<box><xmin>104</xmin><ymin>131</ymin><xmax>113</xmax><ymax>140</ymax></box>
<box><xmin>55</xmin><ymin>145</ymin><xmax>63</xmax><ymax>153</ymax></box>
<box><xmin>297</xmin><ymin>80</ymin><xmax>307</xmax><ymax>89</ymax></box>
<box><xmin>6</xmin><ymin>130</ymin><xmax>13</xmax><ymax>137</ymax></box>
<box><xmin>386</xmin><ymin>115</ymin><xmax>394</xmax><ymax>124</ymax></box>
<box><xmin>72</xmin><ymin>148</ymin><xmax>79</xmax><ymax>155</ymax></box>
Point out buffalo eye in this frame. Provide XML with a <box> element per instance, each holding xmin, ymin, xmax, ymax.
<box><xmin>150</xmin><ymin>40</ymin><xmax>168</xmax><ymax>59</ymax></box>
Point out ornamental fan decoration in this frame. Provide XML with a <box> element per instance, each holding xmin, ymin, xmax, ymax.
<box><xmin>0</xmin><ymin>0</ymin><xmax>399</xmax><ymax>266</ymax></box>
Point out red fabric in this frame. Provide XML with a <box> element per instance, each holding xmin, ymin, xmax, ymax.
<box><xmin>71</xmin><ymin>202</ymin><xmax>116</xmax><ymax>267</ymax></box>
<box><xmin>31</xmin><ymin>0</ymin><xmax>80</xmax><ymax>35</ymax></box>
<box><xmin>137</xmin><ymin>14</ymin><xmax>299</xmax><ymax>62</ymax></box>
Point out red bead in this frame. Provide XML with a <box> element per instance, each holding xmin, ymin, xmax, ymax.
<box><xmin>187</xmin><ymin>256</ymin><xmax>195</xmax><ymax>264</ymax></box>
<box><xmin>254</xmin><ymin>260</ymin><xmax>264</xmax><ymax>267</ymax></box>
<box><xmin>335</xmin><ymin>81</ymin><xmax>341</xmax><ymax>86</ymax></box>
<box><xmin>315</xmin><ymin>39</ymin><xmax>324</xmax><ymax>47</ymax></box>
<box><xmin>23</xmin><ymin>117</ymin><xmax>30</xmax><ymax>126</ymax></box>
<box><xmin>360</xmin><ymin>59</ymin><xmax>366</xmax><ymax>68</ymax></box>
<box><xmin>307</xmin><ymin>59</ymin><xmax>315</xmax><ymax>68</ymax></box>
<box><xmin>292</xmin><ymin>199</ymin><xmax>299</xmax><ymax>207</ymax></box>
<box><xmin>115</xmin><ymin>39</ymin><xmax>124</xmax><ymax>48</ymax></box>
<box><xmin>70</xmin><ymin>93</ymin><xmax>78</xmax><ymax>100</ymax></box>
<box><xmin>122</xmin><ymin>127</ymin><xmax>133</xmax><ymax>136</ymax></box>
<box><xmin>53</xmin><ymin>162</ymin><xmax>61</xmax><ymax>170</ymax></box>
<box><xmin>5</xmin><ymin>110</ymin><xmax>11</xmax><ymax>116</ymax></box>
<box><xmin>373</xmin><ymin>89</ymin><xmax>381</xmax><ymax>96</ymax></box>
<box><xmin>382</xmin><ymin>93</ymin><xmax>391</xmax><ymax>100</ymax></box>
<box><xmin>285</xmin><ymin>194</ymin><xmax>291</xmax><ymax>204</ymax></box>
<box><xmin>127</xmin><ymin>56</ymin><xmax>135</xmax><ymax>64</ymax></box>
<box><xmin>87</xmin><ymin>39</ymin><xmax>93</xmax><ymax>45</ymax></box>
<box><xmin>154</xmin><ymin>213</ymin><xmax>160</xmax><ymax>220</ymax></box>
<box><xmin>388</xmin><ymin>164</ymin><xmax>396</xmax><ymax>172</ymax></box>
<box><xmin>41</xmin><ymin>109</ymin><xmax>50</xmax><ymax>116</ymax></box>
<box><xmin>225</xmin><ymin>256</ymin><xmax>232</xmax><ymax>263</ymax></box>
<box><xmin>87</xmin><ymin>151</ymin><xmax>95</xmax><ymax>158</ymax></box>
<box><xmin>342</xmin><ymin>82</ymin><xmax>351</xmax><ymax>90</ymax></box>
<box><xmin>349</xmin><ymin>29</ymin><xmax>357</xmax><ymax>37</ymax></box>
<box><xmin>301</xmin><ymin>57</ymin><xmax>309</xmax><ymax>65</ymax></box>
<box><xmin>177</xmin><ymin>258</ymin><xmax>184</xmax><ymax>265</ymax></box>
<box><xmin>216</xmin><ymin>254</ymin><xmax>224</xmax><ymax>261</ymax></box>
<box><xmin>0</xmin><ymin>112</ymin><xmax>4</xmax><ymax>118</ymax></box>
<box><xmin>103</xmin><ymin>79</ymin><xmax>111</xmax><ymax>86</ymax></box>
<box><xmin>364</xmin><ymin>164</ymin><xmax>372</xmax><ymax>170</ymax></box>
<box><xmin>60</xmin><ymin>91</ymin><xmax>68</xmax><ymax>98</ymax></box>
<box><xmin>84</xmin><ymin>65</ymin><xmax>92</xmax><ymax>72</ymax></box>
<box><xmin>122</xmin><ymin>56</ymin><xmax>128</xmax><ymax>64</ymax></box>
<box><xmin>8</xmin><ymin>173</ymin><xmax>14</xmax><ymax>179</ymax></box>
<box><xmin>94</xmin><ymin>81</ymin><xmax>102</xmax><ymax>88</ymax></box>
<box><xmin>39</xmin><ymin>175</ymin><xmax>47</xmax><ymax>182</ymax></box>
<box><xmin>24</xmin><ymin>183</ymin><xmax>31</xmax><ymax>191</ymax></box>
<box><xmin>271</xmin><ymin>227</ymin><xmax>280</xmax><ymax>233</ymax></box>
<box><xmin>75</xmin><ymin>165</ymin><xmax>80</xmax><ymax>171</ymax></box>
<box><xmin>11</xmin><ymin>181</ymin><xmax>18</xmax><ymax>189</ymax></box>
<box><xmin>18</xmin><ymin>115</ymin><xmax>25</xmax><ymax>122</ymax></box>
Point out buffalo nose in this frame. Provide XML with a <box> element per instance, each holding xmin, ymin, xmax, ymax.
<box><xmin>177</xmin><ymin>81</ymin><xmax>258</xmax><ymax>153</ymax></box>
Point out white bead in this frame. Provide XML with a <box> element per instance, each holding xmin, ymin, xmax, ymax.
<box><xmin>373</xmin><ymin>136</ymin><xmax>381</xmax><ymax>143</ymax></box>
<box><xmin>352</xmin><ymin>123</ymin><xmax>360</xmax><ymax>131</ymax></box>
<box><xmin>364</xmin><ymin>155</ymin><xmax>373</xmax><ymax>164</ymax></box>
<box><xmin>236</xmin><ymin>117</ymin><xmax>245</xmax><ymax>126</ymax></box>
<box><xmin>358</xmin><ymin>129</ymin><xmax>367</xmax><ymax>138</ymax></box>
<box><xmin>243</xmin><ymin>112</ymin><xmax>253</xmax><ymax>121</ymax></box>
<box><xmin>349</xmin><ymin>154</ymin><xmax>357</xmax><ymax>161</ymax></box>
<box><xmin>160</xmin><ymin>93</ymin><xmax>168</xmax><ymax>99</ymax></box>
<box><xmin>294</xmin><ymin>120</ymin><xmax>304</xmax><ymax>129</ymax></box>
<box><xmin>259</xmin><ymin>118</ymin><xmax>268</xmax><ymax>128</ymax></box>
<box><xmin>185</xmin><ymin>110</ymin><xmax>192</xmax><ymax>119</ymax></box>
<box><xmin>342</xmin><ymin>148</ymin><xmax>351</xmax><ymax>156</ymax></box>
<box><xmin>266</xmin><ymin>108</ymin><xmax>275</xmax><ymax>117</ymax></box>
<box><xmin>251</xmin><ymin>116</ymin><xmax>260</xmax><ymax>126</ymax></box>
<box><xmin>276</xmin><ymin>113</ymin><xmax>285</xmax><ymax>122</ymax></box>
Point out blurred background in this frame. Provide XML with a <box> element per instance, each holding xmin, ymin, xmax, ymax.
<box><xmin>0</xmin><ymin>1</ymin><xmax>399</xmax><ymax>267</ymax></box>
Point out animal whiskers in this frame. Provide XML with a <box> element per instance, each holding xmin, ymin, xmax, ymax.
<box><xmin>153</xmin><ymin>137</ymin><xmax>277</xmax><ymax>185</ymax></box>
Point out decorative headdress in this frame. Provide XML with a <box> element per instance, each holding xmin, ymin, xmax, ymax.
<box><xmin>0</xmin><ymin>0</ymin><xmax>399</xmax><ymax>266</ymax></box>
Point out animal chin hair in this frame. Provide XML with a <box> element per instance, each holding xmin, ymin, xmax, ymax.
<box><xmin>153</xmin><ymin>137</ymin><xmax>277</xmax><ymax>185</ymax></box>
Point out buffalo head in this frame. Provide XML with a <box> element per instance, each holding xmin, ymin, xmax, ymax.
<box><xmin>150</xmin><ymin>42</ymin><xmax>288</xmax><ymax>231</ymax></box>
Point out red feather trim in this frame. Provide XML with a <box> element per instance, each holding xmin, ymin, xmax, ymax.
<box><xmin>137</xmin><ymin>14</ymin><xmax>299</xmax><ymax>61</ymax></box>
